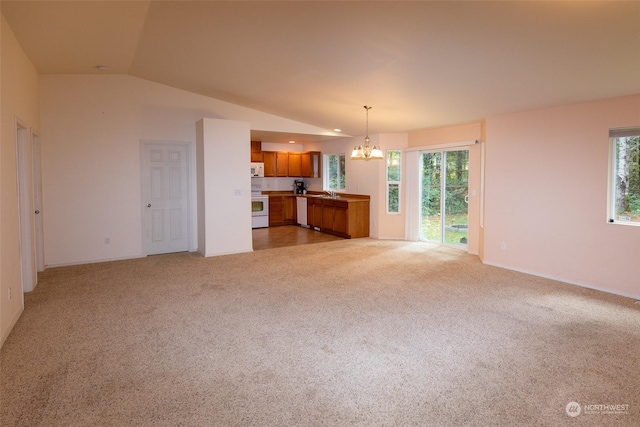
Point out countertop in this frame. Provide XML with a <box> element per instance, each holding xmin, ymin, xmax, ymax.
<box><xmin>263</xmin><ymin>191</ymin><xmax>370</xmax><ymax>202</ymax></box>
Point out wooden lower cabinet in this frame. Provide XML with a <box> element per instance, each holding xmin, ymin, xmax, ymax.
<box><xmin>321</xmin><ymin>199</ymin><xmax>335</xmax><ymax>232</ymax></box>
<box><xmin>269</xmin><ymin>195</ymin><xmax>296</xmax><ymax>227</ymax></box>
<box><xmin>307</xmin><ymin>197</ymin><xmax>369</xmax><ymax>238</ymax></box>
<box><xmin>269</xmin><ymin>196</ymin><xmax>283</xmax><ymax>227</ymax></box>
<box><xmin>283</xmin><ymin>196</ymin><xmax>296</xmax><ymax>224</ymax></box>
<box><xmin>333</xmin><ymin>201</ymin><xmax>348</xmax><ymax>235</ymax></box>
<box><xmin>310</xmin><ymin>198</ymin><xmax>323</xmax><ymax>229</ymax></box>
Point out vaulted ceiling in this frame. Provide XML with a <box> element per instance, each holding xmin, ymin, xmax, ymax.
<box><xmin>2</xmin><ymin>1</ymin><xmax>639</xmax><ymax>140</ymax></box>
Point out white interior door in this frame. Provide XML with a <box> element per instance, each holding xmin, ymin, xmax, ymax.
<box><xmin>142</xmin><ymin>142</ymin><xmax>190</xmax><ymax>255</ymax></box>
<box><xmin>33</xmin><ymin>133</ymin><xmax>45</xmax><ymax>272</ymax></box>
<box><xmin>16</xmin><ymin>120</ymin><xmax>35</xmax><ymax>293</ymax></box>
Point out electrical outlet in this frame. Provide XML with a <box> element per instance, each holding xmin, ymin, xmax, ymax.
<box><xmin>501</xmin><ymin>242</ymin><xmax>507</xmax><ymax>250</ymax></box>
<box><xmin>105</xmin><ymin>237</ymin><xmax>111</xmax><ymax>245</ymax></box>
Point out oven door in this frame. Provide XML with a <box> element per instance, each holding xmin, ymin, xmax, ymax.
<box><xmin>251</xmin><ymin>195</ymin><xmax>269</xmax><ymax>228</ymax></box>
<box><xmin>251</xmin><ymin>196</ymin><xmax>268</xmax><ymax>217</ymax></box>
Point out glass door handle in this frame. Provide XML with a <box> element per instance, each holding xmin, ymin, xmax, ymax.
<box><xmin>464</xmin><ymin>195</ymin><xmax>469</xmax><ymax>204</ymax></box>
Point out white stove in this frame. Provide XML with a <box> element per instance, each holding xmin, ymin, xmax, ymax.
<box><xmin>251</xmin><ymin>184</ymin><xmax>269</xmax><ymax>228</ymax></box>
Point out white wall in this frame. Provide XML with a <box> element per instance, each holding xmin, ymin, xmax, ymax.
<box><xmin>483</xmin><ymin>95</ymin><xmax>640</xmax><ymax>298</ymax></box>
<box><xmin>196</xmin><ymin>118</ymin><xmax>252</xmax><ymax>256</ymax></box>
<box><xmin>1</xmin><ymin>14</ymin><xmax>41</xmax><ymax>345</ymax></box>
<box><xmin>39</xmin><ymin>74</ymin><xmax>336</xmax><ymax>266</ymax></box>
<box><xmin>0</xmin><ymin>16</ymin><xmax>40</xmax><ymax>344</ymax></box>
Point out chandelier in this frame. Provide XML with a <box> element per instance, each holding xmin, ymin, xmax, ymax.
<box><xmin>351</xmin><ymin>106</ymin><xmax>383</xmax><ymax>160</ymax></box>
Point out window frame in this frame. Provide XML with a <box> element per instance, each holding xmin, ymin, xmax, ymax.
<box><xmin>386</xmin><ymin>149</ymin><xmax>402</xmax><ymax>214</ymax></box>
<box><xmin>608</xmin><ymin>128</ymin><xmax>640</xmax><ymax>226</ymax></box>
<box><xmin>323</xmin><ymin>153</ymin><xmax>346</xmax><ymax>191</ymax></box>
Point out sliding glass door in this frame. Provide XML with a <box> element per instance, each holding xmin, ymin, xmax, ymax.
<box><xmin>420</xmin><ymin>149</ymin><xmax>469</xmax><ymax>247</ymax></box>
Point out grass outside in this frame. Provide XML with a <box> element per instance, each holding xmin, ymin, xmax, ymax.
<box><xmin>420</xmin><ymin>213</ymin><xmax>468</xmax><ymax>245</ymax></box>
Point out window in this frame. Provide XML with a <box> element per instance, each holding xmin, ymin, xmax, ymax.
<box><xmin>324</xmin><ymin>154</ymin><xmax>345</xmax><ymax>191</ymax></box>
<box><xmin>386</xmin><ymin>150</ymin><xmax>401</xmax><ymax>214</ymax></box>
<box><xmin>609</xmin><ymin>128</ymin><xmax>640</xmax><ymax>224</ymax></box>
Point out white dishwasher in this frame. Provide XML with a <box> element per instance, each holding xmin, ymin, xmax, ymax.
<box><xmin>296</xmin><ymin>197</ymin><xmax>309</xmax><ymax>228</ymax></box>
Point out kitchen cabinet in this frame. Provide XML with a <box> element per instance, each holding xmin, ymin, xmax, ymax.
<box><xmin>251</xmin><ymin>141</ymin><xmax>263</xmax><ymax>162</ymax></box>
<box><xmin>301</xmin><ymin>151</ymin><xmax>321</xmax><ymax>178</ymax></box>
<box><xmin>283</xmin><ymin>196</ymin><xmax>296</xmax><ymax>223</ymax></box>
<box><xmin>269</xmin><ymin>196</ymin><xmax>283</xmax><ymax>226</ymax></box>
<box><xmin>276</xmin><ymin>152</ymin><xmax>289</xmax><ymax>177</ymax></box>
<box><xmin>269</xmin><ymin>195</ymin><xmax>296</xmax><ymax>227</ymax></box>
<box><xmin>308</xmin><ymin>197</ymin><xmax>323</xmax><ymax>229</ymax></box>
<box><xmin>333</xmin><ymin>201</ymin><xmax>348</xmax><ymax>235</ymax></box>
<box><xmin>321</xmin><ymin>199</ymin><xmax>335</xmax><ymax>232</ymax></box>
<box><xmin>288</xmin><ymin>152</ymin><xmax>302</xmax><ymax>177</ymax></box>
<box><xmin>262</xmin><ymin>150</ymin><xmax>321</xmax><ymax>178</ymax></box>
<box><xmin>263</xmin><ymin>151</ymin><xmax>276</xmax><ymax>177</ymax></box>
<box><xmin>307</xmin><ymin>196</ymin><xmax>369</xmax><ymax>238</ymax></box>
<box><xmin>263</xmin><ymin>151</ymin><xmax>294</xmax><ymax>177</ymax></box>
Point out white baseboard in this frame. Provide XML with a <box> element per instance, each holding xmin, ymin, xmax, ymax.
<box><xmin>200</xmin><ymin>248</ymin><xmax>253</xmax><ymax>257</ymax></box>
<box><xmin>45</xmin><ymin>254</ymin><xmax>145</xmax><ymax>269</ymax></box>
<box><xmin>1</xmin><ymin>306</ymin><xmax>24</xmax><ymax>349</ymax></box>
<box><xmin>483</xmin><ymin>260</ymin><xmax>640</xmax><ymax>301</ymax></box>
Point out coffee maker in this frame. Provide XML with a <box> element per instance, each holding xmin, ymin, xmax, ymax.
<box><xmin>294</xmin><ymin>179</ymin><xmax>306</xmax><ymax>194</ymax></box>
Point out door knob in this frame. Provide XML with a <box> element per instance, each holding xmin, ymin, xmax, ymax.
<box><xmin>35</xmin><ymin>210</ymin><xmax>40</xmax><ymax>214</ymax></box>
<box><xmin>146</xmin><ymin>204</ymin><xmax>151</xmax><ymax>208</ymax></box>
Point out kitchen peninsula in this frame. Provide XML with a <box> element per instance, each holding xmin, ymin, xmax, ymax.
<box><xmin>265</xmin><ymin>192</ymin><xmax>370</xmax><ymax>239</ymax></box>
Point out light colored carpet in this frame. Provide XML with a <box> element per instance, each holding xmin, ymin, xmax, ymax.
<box><xmin>1</xmin><ymin>239</ymin><xmax>638</xmax><ymax>426</ymax></box>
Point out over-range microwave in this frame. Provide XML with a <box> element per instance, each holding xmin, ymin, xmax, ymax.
<box><xmin>251</xmin><ymin>162</ymin><xmax>264</xmax><ymax>178</ymax></box>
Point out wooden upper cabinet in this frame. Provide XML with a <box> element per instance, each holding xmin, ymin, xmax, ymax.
<box><xmin>263</xmin><ymin>151</ymin><xmax>276</xmax><ymax>177</ymax></box>
<box><xmin>250</xmin><ymin>141</ymin><xmax>263</xmax><ymax>162</ymax></box>
<box><xmin>288</xmin><ymin>152</ymin><xmax>302</xmax><ymax>177</ymax></box>
<box><xmin>301</xmin><ymin>152</ymin><xmax>311</xmax><ymax>177</ymax></box>
<box><xmin>301</xmin><ymin>151</ymin><xmax>321</xmax><ymax>178</ymax></box>
<box><xmin>262</xmin><ymin>150</ymin><xmax>321</xmax><ymax>178</ymax></box>
<box><xmin>276</xmin><ymin>152</ymin><xmax>289</xmax><ymax>177</ymax></box>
